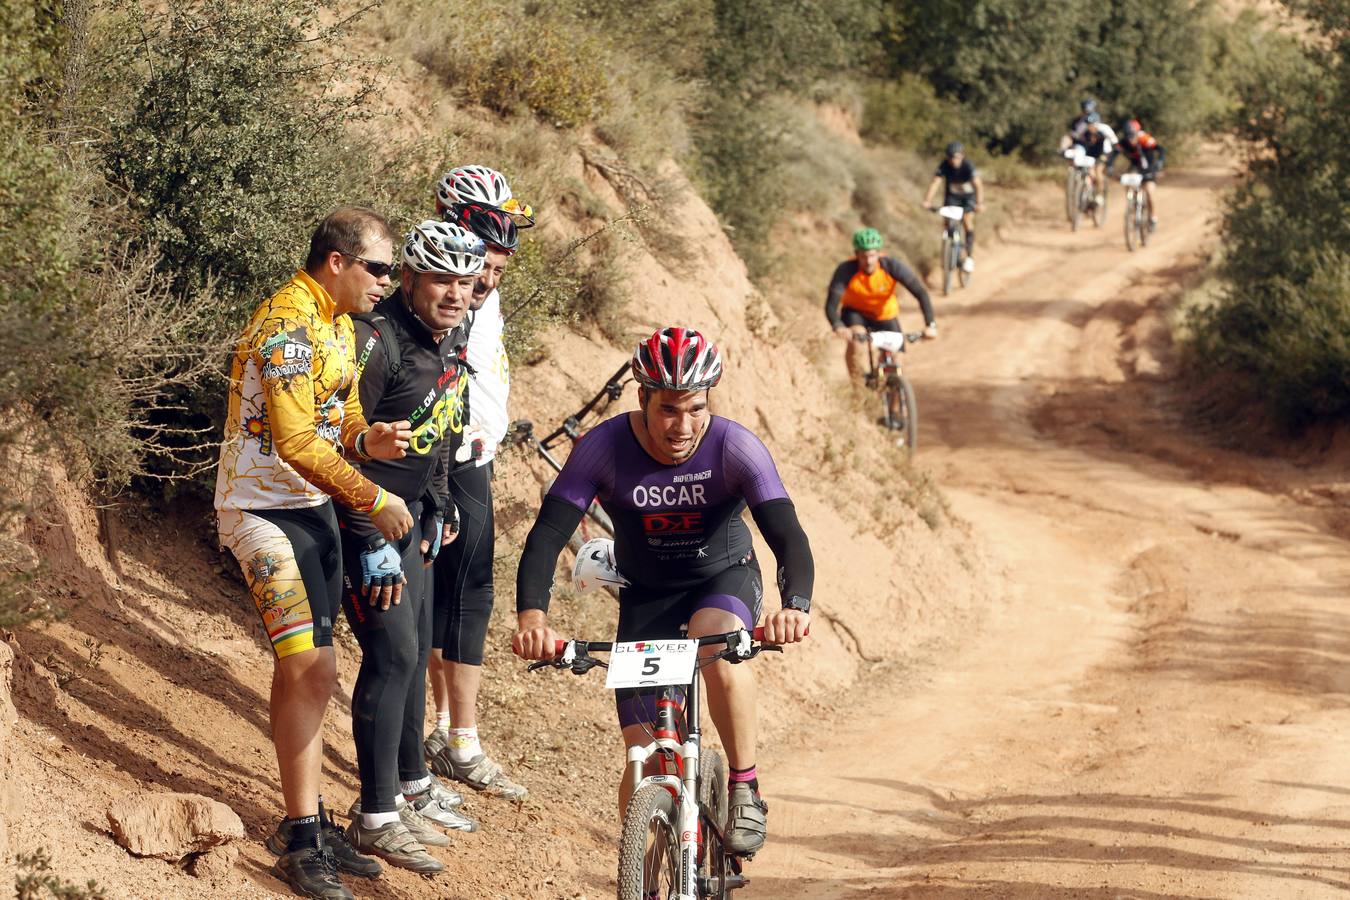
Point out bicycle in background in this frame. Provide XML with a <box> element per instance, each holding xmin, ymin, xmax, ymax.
<box><xmin>501</xmin><ymin>361</ymin><xmax>632</xmax><ymax>548</ymax></box>
<box><xmin>856</xmin><ymin>329</ymin><xmax>924</xmax><ymax>458</ymax></box>
<box><xmin>527</xmin><ymin>626</ymin><xmax>793</xmax><ymax>899</ymax></box>
<box><xmin>1121</xmin><ymin>172</ymin><xmax>1150</xmax><ymax>251</ymax></box>
<box><xmin>935</xmin><ymin>205</ymin><xmax>970</xmax><ymax>295</ymax></box>
<box><xmin>1063</xmin><ymin>146</ymin><xmax>1106</xmax><ymax>230</ymax></box>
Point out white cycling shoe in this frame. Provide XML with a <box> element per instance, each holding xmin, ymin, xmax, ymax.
<box><xmin>961</xmin><ymin>256</ymin><xmax>975</xmax><ymax>273</ymax></box>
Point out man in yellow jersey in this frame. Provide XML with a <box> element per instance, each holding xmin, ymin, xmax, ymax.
<box><xmin>824</xmin><ymin>227</ymin><xmax>938</xmax><ymax>380</ymax></box>
<box><xmin>214</xmin><ymin>206</ymin><xmax>416</xmax><ymax>900</ymax></box>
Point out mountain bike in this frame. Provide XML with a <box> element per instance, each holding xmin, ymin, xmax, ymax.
<box><xmin>856</xmin><ymin>330</ymin><xmax>923</xmax><ymax>458</ymax></box>
<box><xmin>501</xmin><ymin>362</ymin><xmax>631</xmax><ymax>548</ymax></box>
<box><xmin>1121</xmin><ymin>172</ymin><xmax>1149</xmax><ymax>251</ymax></box>
<box><xmin>527</xmin><ymin>626</ymin><xmax>790</xmax><ymax>899</ymax></box>
<box><xmin>1064</xmin><ymin>148</ymin><xmax>1104</xmax><ymax>231</ymax></box>
<box><xmin>935</xmin><ymin>205</ymin><xmax>970</xmax><ymax>295</ymax></box>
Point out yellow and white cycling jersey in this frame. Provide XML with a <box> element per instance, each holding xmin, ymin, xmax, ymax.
<box><xmin>214</xmin><ymin>269</ymin><xmax>382</xmax><ymax>514</ymax></box>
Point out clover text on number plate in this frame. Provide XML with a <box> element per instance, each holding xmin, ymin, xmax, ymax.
<box><xmin>604</xmin><ymin>639</ymin><xmax>699</xmax><ymax>690</ymax></box>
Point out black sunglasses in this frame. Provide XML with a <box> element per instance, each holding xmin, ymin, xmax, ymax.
<box><xmin>340</xmin><ymin>252</ymin><xmax>395</xmax><ymax>279</ymax></box>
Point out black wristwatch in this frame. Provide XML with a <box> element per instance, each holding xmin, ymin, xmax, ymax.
<box><xmin>782</xmin><ymin>595</ymin><xmax>811</xmax><ymax>615</ymax></box>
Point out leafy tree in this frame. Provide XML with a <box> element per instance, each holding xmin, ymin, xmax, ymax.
<box><xmin>1188</xmin><ymin>2</ymin><xmax>1350</xmax><ymax>425</ymax></box>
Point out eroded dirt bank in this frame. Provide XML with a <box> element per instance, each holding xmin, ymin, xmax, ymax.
<box><xmin>753</xmin><ymin>148</ymin><xmax>1350</xmax><ymax>899</ymax></box>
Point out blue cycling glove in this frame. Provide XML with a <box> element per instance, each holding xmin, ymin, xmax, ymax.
<box><xmin>360</xmin><ymin>539</ymin><xmax>403</xmax><ymax>591</ymax></box>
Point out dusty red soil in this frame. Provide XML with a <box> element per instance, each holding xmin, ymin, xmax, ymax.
<box><xmin>752</xmin><ymin>147</ymin><xmax>1350</xmax><ymax>899</ymax></box>
<box><xmin>5</xmin><ymin>140</ymin><xmax>1346</xmax><ymax>900</ymax></box>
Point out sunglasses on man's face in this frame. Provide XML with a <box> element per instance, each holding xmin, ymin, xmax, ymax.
<box><xmin>341</xmin><ymin>252</ymin><xmax>395</xmax><ymax>279</ymax></box>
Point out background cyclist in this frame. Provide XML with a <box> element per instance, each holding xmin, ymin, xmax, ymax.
<box><xmin>1118</xmin><ymin>119</ymin><xmax>1166</xmax><ymax>229</ymax></box>
<box><xmin>1080</xmin><ymin>114</ymin><xmax>1119</xmax><ymax>205</ymax></box>
<box><xmin>511</xmin><ymin>327</ymin><xmax>814</xmax><ymax>858</ymax></box>
<box><xmin>921</xmin><ymin>141</ymin><xmax>984</xmax><ymax>272</ymax></box>
<box><xmin>1060</xmin><ymin>97</ymin><xmax>1101</xmax><ymax>153</ymax></box>
<box><xmin>825</xmin><ymin>227</ymin><xmax>937</xmax><ymax>384</ymax></box>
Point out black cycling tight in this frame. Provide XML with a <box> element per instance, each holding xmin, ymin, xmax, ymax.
<box><xmin>432</xmin><ymin>462</ymin><xmax>495</xmax><ymax>666</ymax></box>
<box><xmin>340</xmin><ymin>505</ymin><xmax>432</xmax><ymax>812</ymax></box>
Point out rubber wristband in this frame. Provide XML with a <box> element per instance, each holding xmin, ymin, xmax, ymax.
<box><xmin>355</xmin><ymin>430</ymin><xmax>371</xmax><ymax>461</ymax></box>
<box><xmin>368</xmin><ymin>487</ymin><xmax>387</xmax><ymax>515</ymax></box>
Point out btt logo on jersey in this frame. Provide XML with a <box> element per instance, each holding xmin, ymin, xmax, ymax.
<box><xmin>642</xmin><ymin>512</ymin><xmax>704</xmax><ymax>535</ymax></box>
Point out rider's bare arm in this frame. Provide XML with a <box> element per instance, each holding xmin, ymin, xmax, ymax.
<box><xmin>879</xmin><ymin>257</ymin><xmax>936</xmax><ymax>328</ymax></box>
<box><xmin>921</xmin><ymin>174</ymin><xmax>943</xmax><ymax>208</ymax></box>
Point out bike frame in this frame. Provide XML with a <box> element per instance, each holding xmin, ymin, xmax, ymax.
<box><xmin>539</xmin><ymin>631</ymin><xmax>769</xmax><ymax>898</ymax></box>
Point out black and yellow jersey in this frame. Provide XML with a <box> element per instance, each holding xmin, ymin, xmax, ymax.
<box><xmin>214</xmin><ymin>269</ymin><xmax>383</xmax><ymax>513</ymax></box>
<box><xmin>336</xmin><ymin>290</ymin><xmax>469</xmax><ymax>544</ymax></box>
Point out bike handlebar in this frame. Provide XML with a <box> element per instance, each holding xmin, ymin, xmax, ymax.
<box><xmin>548</xmin><ymin>624</ymin><xmax>809</xmax><ymax>656</ymax></box>
<box><xmin>540</xmin><ymin>361</ymin><xmax>632</xmax><ymax>450</ymax></box>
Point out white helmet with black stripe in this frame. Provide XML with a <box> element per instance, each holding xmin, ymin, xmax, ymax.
<box><xmin>402</xmin><ymin>220</ymin><xmax>486</xmax><ymax>276</ymax></box>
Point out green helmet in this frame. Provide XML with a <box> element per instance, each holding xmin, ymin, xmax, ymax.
<box><xmin>852</xmin><ymin>227</ymin><xmax>883</xmax><ymax>251</ymax></box>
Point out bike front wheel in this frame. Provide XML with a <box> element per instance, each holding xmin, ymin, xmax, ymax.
<box><xmin>1093</xmin><ymin>180</ymin><xmax>1108</xmax><ymax>228</ymax></box>
<box><xmin>618</xmin><ymin>785</ymin><xmax>681</xmax><ymax>900</ymax></box>
<box><xmin>940</xmin><ymin>234</ymin><xmax>954</xmax><ymax>296</ymax></box>
<box><xmin>698</xmin><ymin>748</ymin><xmax>730</xmax><ymax>899</ymax></box>
<box><xmin>884</xmin><ymin>374</ymin><xmax>918</xmax><ymax>459</ymax></box>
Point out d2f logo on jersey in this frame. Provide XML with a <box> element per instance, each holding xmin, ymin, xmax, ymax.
<box><xmin>642</xmin><ymin>512</ymin><xmax>703</xmax><ymax>535</ymax></box>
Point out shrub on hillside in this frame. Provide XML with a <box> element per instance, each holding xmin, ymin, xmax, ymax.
<box><xmin>861</xmin><ymin>75</ymin><xmax>968</xmax><ymax>155</ymax></box>
<box><xmin>391</xmin><ymin>0</ymin><xmax>609</xmax><ymax>128</ymax></box>
<box><xmin>1186</xmin><ymin>2</ymin><xmax>1350</xmax><ymax>426</ymax></box>
<box><xmin>885</xmin><ymin>0</ymin><xmax>1228</xmax><ymax>155</ymax></box>
<box><xmin>102</xmin><ymin>0</ymin><xmax>383</xmax><ymax>335</ymax></box>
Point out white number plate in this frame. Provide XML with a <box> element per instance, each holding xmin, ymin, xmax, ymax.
<box><xmin>1120</xmin><ymin>173</ymin><xmax>1143</xmax><ymax>187</ymax></box>
<box><xmin>605</xmin><ymin>639</ymin><xmax>699</xmax><ymax>689</ymax></box>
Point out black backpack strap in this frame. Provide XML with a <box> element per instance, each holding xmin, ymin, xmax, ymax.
<box><xmin>352</xmin><ymin>311</ymin><xmax>403</xmax><ymax>382</ymax></box>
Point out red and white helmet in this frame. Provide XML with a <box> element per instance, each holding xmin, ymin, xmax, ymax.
<box><xmin>631</xmin><ymin>327</ymin><xmax>723</xmax><ymax>392</ymax></box>
<box><xmin>435</xmin><ymin>165</ymin><xmax>512</xmax><ymax>212</ymax></box>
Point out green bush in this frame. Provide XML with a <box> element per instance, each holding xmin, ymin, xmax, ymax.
<box><xmin>861</xmin><ymin>75</ymin><xmax>968</xmax><ymax>155</ymax></box>
<box><xmin>102</xmin><ymin>0</ymin><xmax>383</xmax><ymax>331</ymax></box>
<box><xmin>390</xmin><ymin>0</ymin><xmax>610</xmax><ymax>128</ymax></box>
<box><xmin>1186</xmin><ymin>1</ymin><xmax>1350</xmax><ymax>427</ymax></box>
<box><xmin>15</xmin><ymin>848</ymin><xmax>106</xmax><ymax>900</ymax></box>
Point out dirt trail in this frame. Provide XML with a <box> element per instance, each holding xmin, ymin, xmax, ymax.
<box><xmin>751</xmin><ymin>150</ymin><xmax>1350</xmax><ymax>898</ymax></box>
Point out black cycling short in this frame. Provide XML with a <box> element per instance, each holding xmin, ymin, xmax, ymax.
<box><xmin>1129</xmin><ymin>165</ymin><xmax>1158</xmax><ymax>183</ymax></box>
<box><xmin>432</xmin><ymin>461</ymin><xmax>495</xmax><ymax>665</ymax></box>
<box><xmin>613</xmin><ymin>561</ymin><xmax>763</xmax><ymax>728</ymax></box>
<box><xmin>943</xmin><ymin>193</ymin><xmax>977</xmax><ymax>212</ymax></box>
<box><xmin>840</xmin><ymin>308</ymin><xmax>901</xmax><ymax>333</ymax></box>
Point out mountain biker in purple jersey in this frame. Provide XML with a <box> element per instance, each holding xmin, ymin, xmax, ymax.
<box><xmin>512</xmin><ymin>326</ymin><xmax>814</xmax><ymax>858</ymax></box>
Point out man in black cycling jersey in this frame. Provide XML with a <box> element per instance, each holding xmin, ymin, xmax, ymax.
<box><xmin>1060</xmin><ymin>98</ymin><xmax>1101</xmax><ymax>152</ymax></box>
<box><xmin>512</xmin><ymin>327</ymin><xmax>813</xmax><ymax>858</ymax></box>
<box><xmin>922</xmin><ymin>141</ymin><xmax>984</xmax><ymax>273</ymax></box>
<box><xmin>326</xmin><ymin>220</ymin><xmax>486</xmax><ymax>878</ymax></box>
<box><xmin>425</xmin><ymin>166</ymin><xmax>531</xmax><ymax>803</ymax></box>
<box><xmin>1118</xmin><ymin>119</ymin><xmax>1166</xmax><ymax>229</ymax></box>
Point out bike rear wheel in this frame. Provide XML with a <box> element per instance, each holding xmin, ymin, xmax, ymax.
<box><xmin>618</xmin><ymin>785</ymin><xmax>681</xmax><ymax>900</ymax></box>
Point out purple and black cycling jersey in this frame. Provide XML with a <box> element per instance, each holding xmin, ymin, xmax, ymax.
<box><xmin>548</xmin><ymin>414</ymin><xmax>787</xmax><ymax>591</ymax></box>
